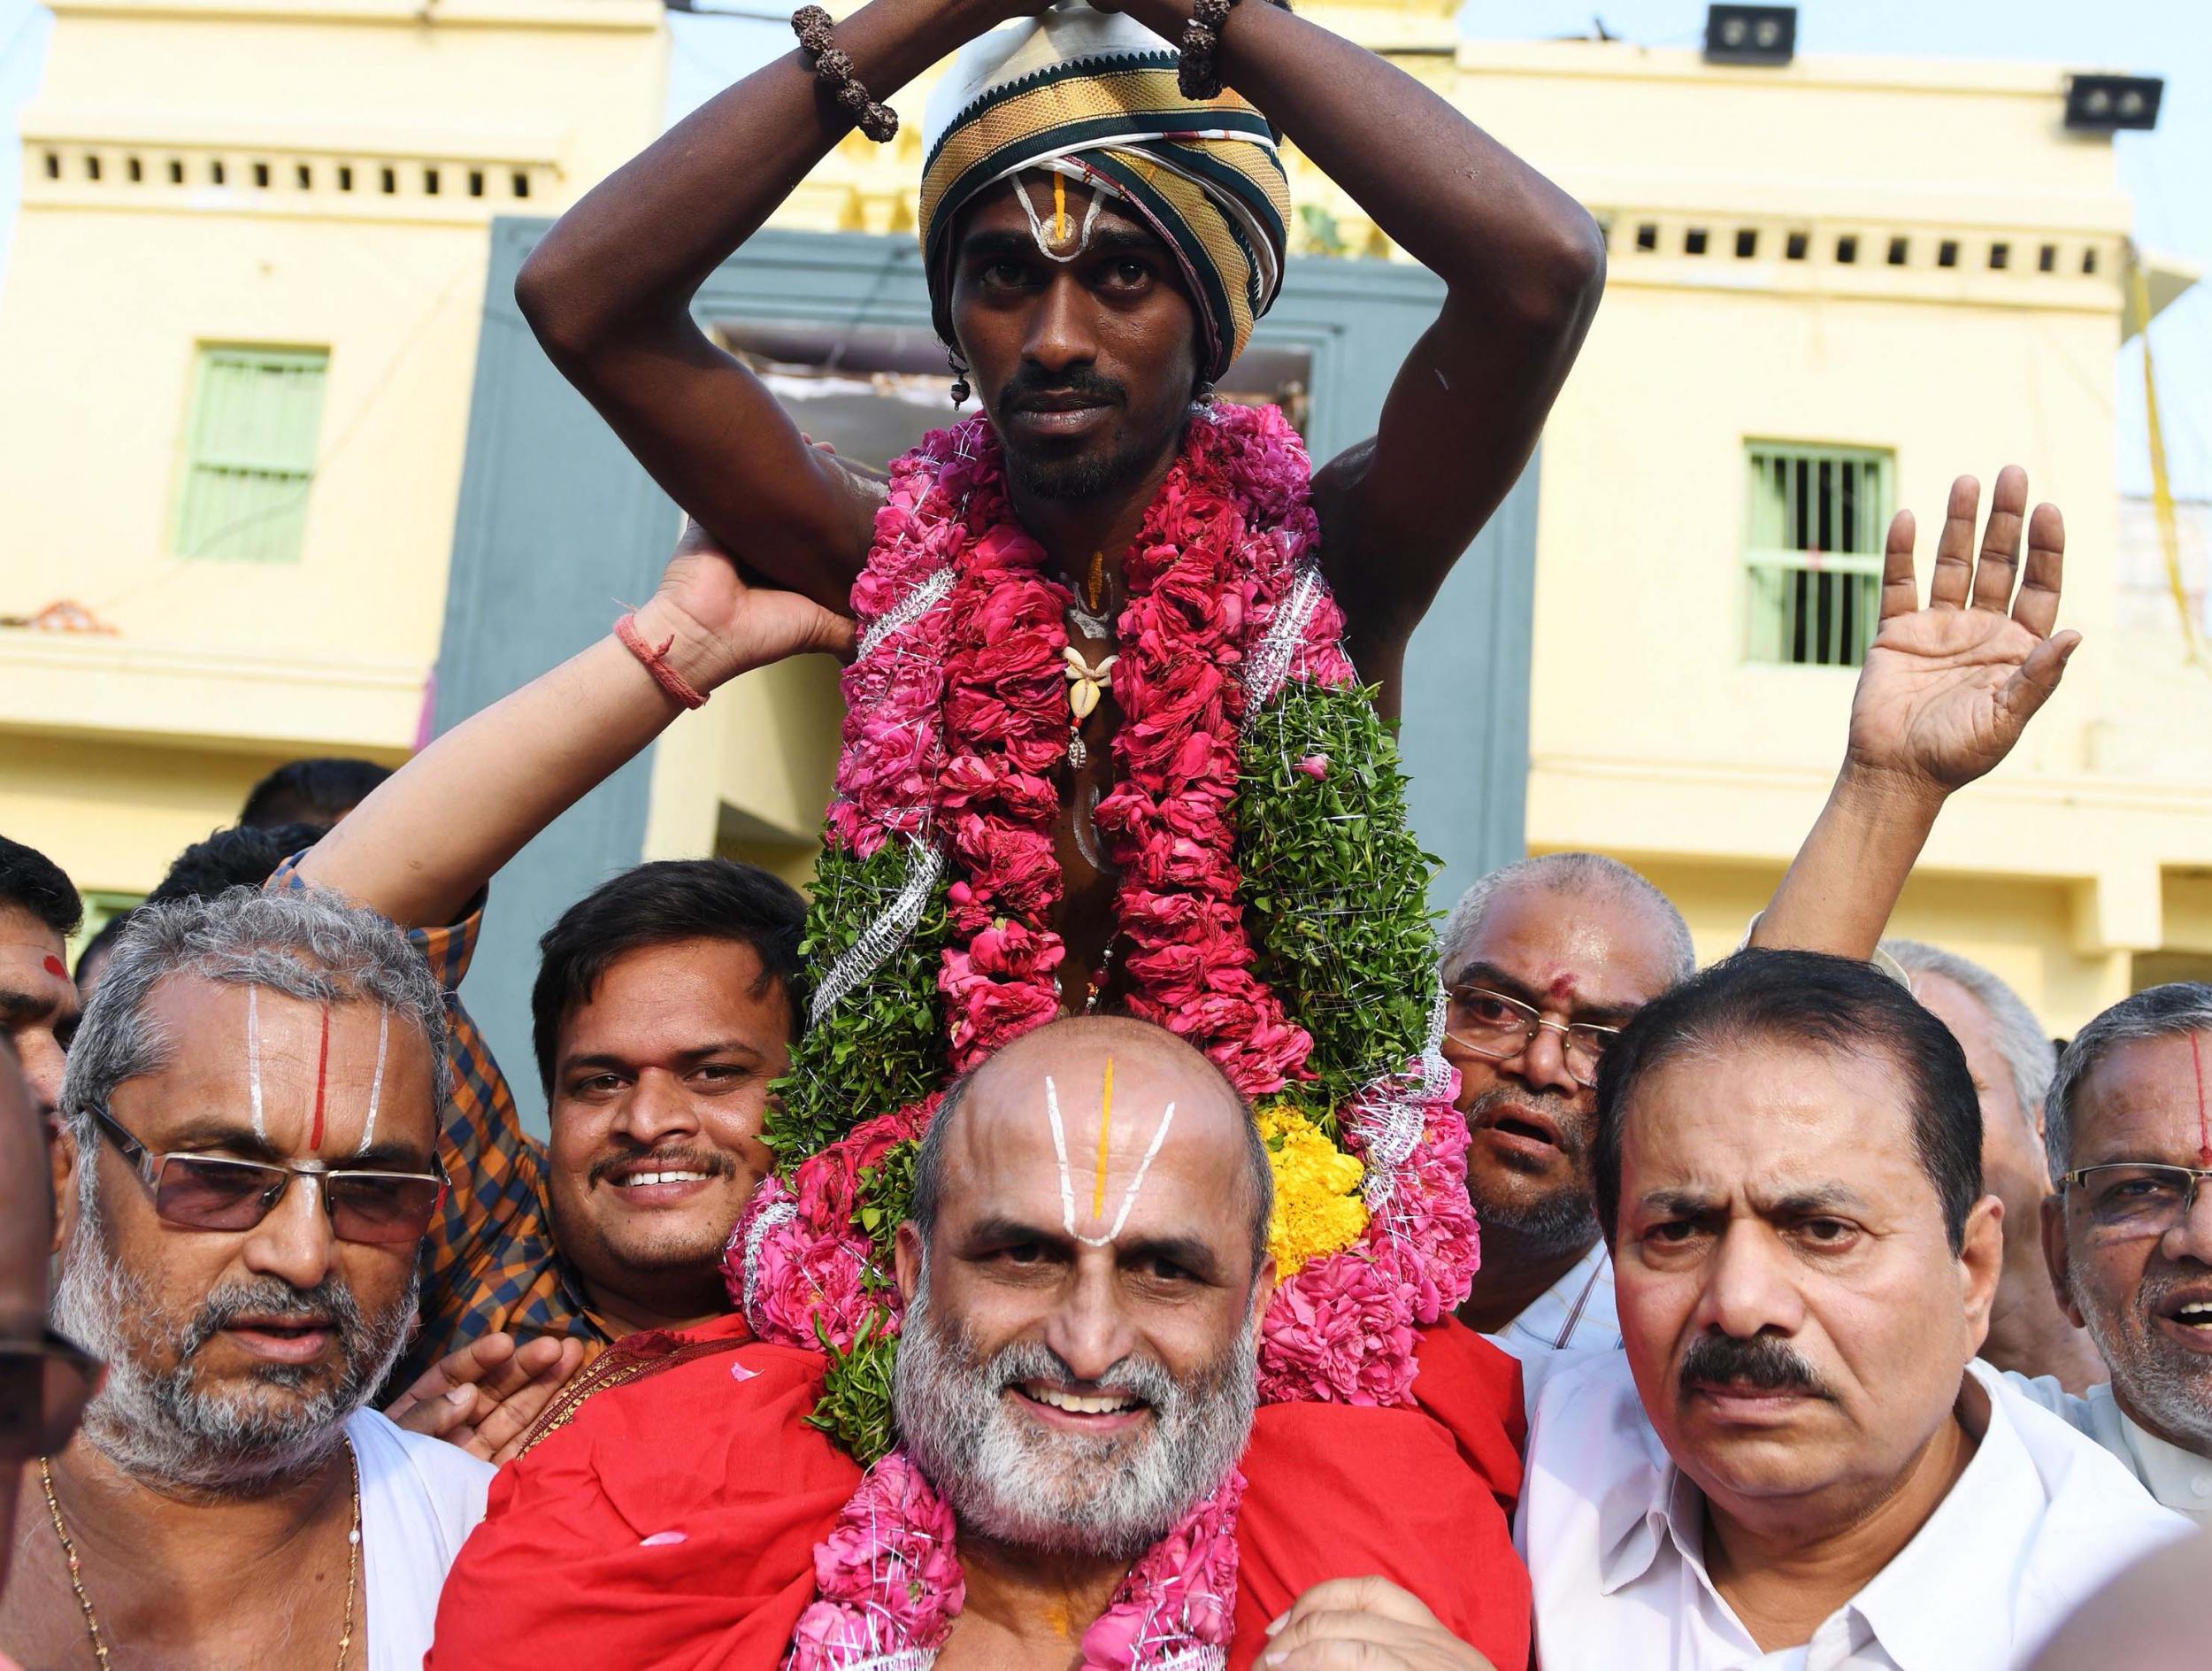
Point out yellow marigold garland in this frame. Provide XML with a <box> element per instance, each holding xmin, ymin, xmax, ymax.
<box><xmin>1256</xmin><ymin>1103</ymin><xmax>1368</xmax><ymax>1275</ymax></box>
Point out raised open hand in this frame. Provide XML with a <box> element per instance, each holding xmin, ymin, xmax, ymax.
<box><xmin>1844</xmin><ymin>466</ymin><xmax>2081</xmax><ymax>804</ymax></box>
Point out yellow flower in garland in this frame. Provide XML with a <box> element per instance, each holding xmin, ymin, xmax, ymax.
<box><xmin>1256</xmin><ymin>1103</ymin><xmax>1368</xmax><ymax>1276</ymax></box>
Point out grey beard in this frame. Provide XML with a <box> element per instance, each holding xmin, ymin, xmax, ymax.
<box><xmin>52</xmin><ymin>1173</ymin><xmax>417</xmax><ymax>1497</ymax></box>
<box><xmin>892</xmin><ymin>1280</ymin><xmax>1256</xmax><ymax>1562</ymax></box>
<box><xmin>2071</xmin><ymin>1267</ymin><xmax>2212</xmax><ymax>1451</ymax></box>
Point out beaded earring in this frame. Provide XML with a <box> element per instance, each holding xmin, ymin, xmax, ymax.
<box><xmin>948</xmin><ymin>348</ymin><xmax>972</xmax><ymax>408</ymax></box>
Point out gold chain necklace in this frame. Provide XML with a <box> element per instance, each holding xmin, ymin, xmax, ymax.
<box><xmin>39</xmin><ymin>1445</ymin><xmax>362</xmax><ymax>1669</ymax></box>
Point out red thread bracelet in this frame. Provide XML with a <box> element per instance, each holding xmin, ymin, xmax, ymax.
<box><xmin>614</xmin><ymin>612</ymin><xmax>709</xmax><ymax>710</ymax></box>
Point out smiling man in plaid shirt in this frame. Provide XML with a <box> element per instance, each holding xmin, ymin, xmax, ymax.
<box><xmin>281</xmin><ymin>519</ymin><xmax>856</xmax><ymax>1455</ymax></box>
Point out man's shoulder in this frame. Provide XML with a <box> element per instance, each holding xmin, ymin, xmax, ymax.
<box><xmin>347</xmin><ymin>1408</ymin><xmax>494</xmax><ymax>1528</ymax></box>
<box><xmin>512</xmin><ymin>1336</ymin><xmax>849</xmax><ymax>1497</ymax></box>
<box><xmin>1519</xmin><ymin>1348</ymin><xmax>1663</xmax><ymax>1504</ymax></box>
<box><xmin>1983</xmin><ymin>1368</ymin><xmax>2190</xmax><ymax>1537</ymax></box>
<box><xmin>1525</xmin><ymin>1340</ymin><xmax>1640</xmax><ymax>1424</ymax></box>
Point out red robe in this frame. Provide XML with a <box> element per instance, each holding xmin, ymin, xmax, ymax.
<box><xmin>427</xmin><ymin>1318</ymin><xmax>1530</xmax><ymax>1670</ymax></box>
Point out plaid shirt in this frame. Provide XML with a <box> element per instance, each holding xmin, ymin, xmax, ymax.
<box><xmin>273</xmin><ymin>859</ymin><xmax>615</xmax><ymax>1386</ymax></box>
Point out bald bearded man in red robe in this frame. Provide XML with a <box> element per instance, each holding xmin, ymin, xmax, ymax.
<box><xmin>430</xmin><ymin>1017</ymin><xmax>1529</xmax><ymax>1669</ymax></box>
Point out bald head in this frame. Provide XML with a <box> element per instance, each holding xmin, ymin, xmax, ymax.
<box><xmin>910</xmin><ymin>1016</ymin><xmax>1272</xmax><ymax>1280</ymax></box>
<box><xmin>890</xmin><ymin>1018</ymin><xmax>1274</xmax><ymax>1556</ymax></box>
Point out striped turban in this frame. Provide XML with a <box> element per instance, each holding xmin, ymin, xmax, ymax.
<box><xmin>918</xmin><ymin>1</ymin><xmax>1291</xmax><ymax>385</ymax></box>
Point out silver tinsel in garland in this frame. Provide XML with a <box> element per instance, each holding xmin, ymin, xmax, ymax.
<box><xmin>807</xmin><ymin>838</ymin><xmax>946</xmax><ymax>1028</ymax></box>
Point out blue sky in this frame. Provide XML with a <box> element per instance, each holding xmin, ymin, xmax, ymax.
<box><xmin>2</xmin><ymin>0</ymin><xmax>2201</xmax><ymax>493</ymax></box>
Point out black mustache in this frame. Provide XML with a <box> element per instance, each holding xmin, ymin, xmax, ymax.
<box><xmin>1000</xmin><ymin>366</ymin><xmax>1126</xmax><ymax>412</ymax></box>
<box><xmin>1678</xmin><ymin>1332</ymin><xmax>1832</xmax><ymax>1398</ymax></box>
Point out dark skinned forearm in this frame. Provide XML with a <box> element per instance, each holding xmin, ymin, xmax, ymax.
<box><xmin>519</xmin><ymin>0</ymin><xmax>1008</xmax><ymax>348</ymax></box>
<box><xmin>1113</xmin><ymin>0</ymin><xmax>1604</xmax><ymax>674</ymax></box>
<box><xmin>513</xmin><ymin>0</ymin><xmax>1019</xmax><ymax>608</ymax></box>
<box><xmin>1116</xmin><ymin>0</ymin><xmax>1598</xmax><ymax>327</ymax></box>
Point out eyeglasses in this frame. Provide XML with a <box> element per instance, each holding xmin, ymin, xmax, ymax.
<box><xmin>88</xmin><ymin>1106</ymin><xmax>448</xmax><ymax>1246</ymax></box>
<box><xmin>2058</xmin><ymin>1162</ymin><xmax>2212</xmax><ymax>1239</ymax></box>
<box><xmin>0</xmin><ymin>1327</ymin><xmax>102</xmax><ymax>1460</ymax></box>
<box><xmin>1443</xmin><ymin>985</ymin><xmax>1624</xmax><ymax>1089</ymax></box>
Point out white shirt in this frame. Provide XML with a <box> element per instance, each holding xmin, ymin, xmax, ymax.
<box><xmin>1481</xmin><ymin>1238</ymin><xmax>1622</xmax><ymax>1359</ymax></box>
<box><xmin>348</xmin><ymin>1408</ymin><xmax>494</xmax><ymax>1671</ymax></box>
<box><xmin>2005</xmin><ymin>1374</ymin><xmax>2212</xmax><ymax>1526</ymax></box>
<box><xmin>1517</xmin><ymin>1354</ymin><xmax>2191</xmax><ymax>1670</ymax></box>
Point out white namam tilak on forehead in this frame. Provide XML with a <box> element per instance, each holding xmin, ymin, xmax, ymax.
<box><xmin>1015</xmin><ymin>164</ymin><xmax>1115</xmax><ymax>262</ymax></box>
<box><xmin>358</xmin><ymin>1005</ymin><xmax>390</xmax><ymax>1156</ymax></box>
<box><xmin>1043</xmin><ymin>1058</ymin><xmax>1178</xmax><ymax>1248</ymax></box>
<box><xmin>242</xmin><ymin>983</ymin><xmax>394</xmax><ymax>1155</ymax></box>
<box><xmin>247</xmin><ymin>983</ymin><xmax>267</xmax><ymax>1141</ymax></box>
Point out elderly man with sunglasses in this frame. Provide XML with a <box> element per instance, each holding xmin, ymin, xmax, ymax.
<box><xmin>0</xmin><ymin>888</ymin><xmax>490</xmax><ymax>1670</ymax></box>
<box><xmin>2005</xmin><ymin>983</ymin><xmax>2212</xmax><ymax>1524</ymax></box>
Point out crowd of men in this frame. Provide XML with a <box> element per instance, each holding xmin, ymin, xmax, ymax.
<box><xmin>4</xmin><ymin>0</ymin><xmax>2208</xmax><ymax>1665</ymax></box>
<box><xmin>6</xmin><ymin>684</ymin><xmax>2210</xmax><ymax>1667</ymax></box>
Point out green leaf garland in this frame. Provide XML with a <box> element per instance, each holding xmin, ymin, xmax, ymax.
<box><xmin>807</xmin><ymin>1310</ymin><xmax>901</xmax><ymax>1466</ymax></box>
<box><xmin>856</xmin><ymin>1138</ymin><xmax>920</xmax><ymax>1281</ymax></box>
<box><xmin>1236</xmin><ymin>682</ymin><xmax>1442</xmax><ymax>1109</ymax></box>
<box><xmin>765</xmin><ymin>841</ymin><xmax>949</xmax><ymax>1174</ymax></box>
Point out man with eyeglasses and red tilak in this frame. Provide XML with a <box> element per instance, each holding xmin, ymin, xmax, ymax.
<box><xmin>1999</xmin><ymin>983</ymin><xmax>2212</xmax><ymax>1526</ymax></box>
<box><xmin>1440</xmin><ymin>853</ymin><xmax>1694</xmax><ymax>1359</ymax></box>
<box><xmin>0</xmin><ymin>887</ymin><xmax>492</xmax><ymax>1670</ymax></box>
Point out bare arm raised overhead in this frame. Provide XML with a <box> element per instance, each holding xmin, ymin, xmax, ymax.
<box><xmin>518</xmin><ymin>0</ymin><xmax>1601</xmax><ymax>658</ymax></box>
<box><xmin>1755</xmin><ymin>466</ymin><xmax>2081</xmax><ymax>959</ymax></box>
<box><xmin>1102</xmin><ymin>0</ymin><xmax>1606</xmax><ymax>698</ymax></box>
<box><xmin>513</xmin><ymin>0</ymin><xmax>1040</xmax><ymax>612</ymax></box>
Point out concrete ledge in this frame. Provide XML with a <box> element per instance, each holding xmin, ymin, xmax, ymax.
<box><xmin>0</xmin><ymin>635</ymin><xmax>426</xmax><ymax>755</ymax></box>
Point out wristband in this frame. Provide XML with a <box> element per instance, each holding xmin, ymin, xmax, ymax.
<box><xmin>615</xmin><ymin>612</ymin><xmax>710</xmax><ymax>710</ymax></box>
<box><xmin>793</xmin><ymin>5</ymin><xmax>898</xmax><ymax>142</ymax></box>
<box><xmin>1178</xmin><ymin>0</ymin><xmax>1240</xmax><ymax>99</ymax></box>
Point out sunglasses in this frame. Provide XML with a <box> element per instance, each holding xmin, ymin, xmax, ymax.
<box><xmin>88</xmin><ymin>1106</ymin><xmax>448</xmax><ymax>1246</ymax></box>
<box><xmin>0</xmin><ymin>1327</ymin><xmax>102</xmax><ymax>1460</ymax></box>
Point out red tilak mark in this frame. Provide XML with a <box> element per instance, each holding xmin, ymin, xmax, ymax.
<box><xmin>2193</xmin><ymin>1035</ymin><xmax>2211</xmax><ymax>1168</ymax></box>
<box><xmin>308</xmin><ymin>1006</ymin><xmax>331</xmax><ymax>1152</ymax></box>
<box><xmin>42</xmin><ymin>955</ymin><xmax>65</xmax><ymax>980</ymax></box>
<box><xmin>1547</xmin><ymin>974</ymin><xmax>1578</xmax><ymax>1004</ymax></box>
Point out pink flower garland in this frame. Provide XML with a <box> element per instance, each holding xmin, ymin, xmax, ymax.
<box><xmin>785</xmin><ymin>1451</ymin><xmax>1243</xmax><ymax>1671</ymax></box>
<box><xmin>745</xmin><ymin>403</ymin><xmax>1482</xmax><ymax>1665</ymax></box>
<box><xmin>934</xmin><ymin>481</ymin><xmax>1072</xmax><ymax>1069</ymax></box>
<box><xmin>731</xmin><ymin>1097</ymin><xmax>938</xmax><ymax>1352</ymax></box>
<box><xmin>1093</xmin><ymin>410</ymin><xmax>1317</xmax><ymax>1098</ymax></box>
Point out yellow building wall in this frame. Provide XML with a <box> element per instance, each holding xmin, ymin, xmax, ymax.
<box><xmin>1477</xmin><ymin>42</ymin><xmax>2197</xmax><ymax>1035</ymax></box>
<box><xmin>0</xmin><ymin>0</ymin><xmax>667</xmax><ymax>897</ymax></box>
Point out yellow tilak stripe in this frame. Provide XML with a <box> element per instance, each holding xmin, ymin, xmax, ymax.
<box><xmin>1093</xmin><ymin>1056</ymin><xmax>1115</xmax><ymax>1221</ymax></box>
<box><xmin>1054</xmin><ymin>172</ymin><xmax>1067</xmax><ymax>244</ymax></box>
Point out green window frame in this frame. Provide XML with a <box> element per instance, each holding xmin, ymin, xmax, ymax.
<box><xmin>173</xmin><ymin>345</ymin><xmax>328</xmax><ymax>564</ymax></box>
<box><xmin>1744</xmin><ymin>442</ymin><xmax>1893</xmax><ymax>667</ymax></box>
